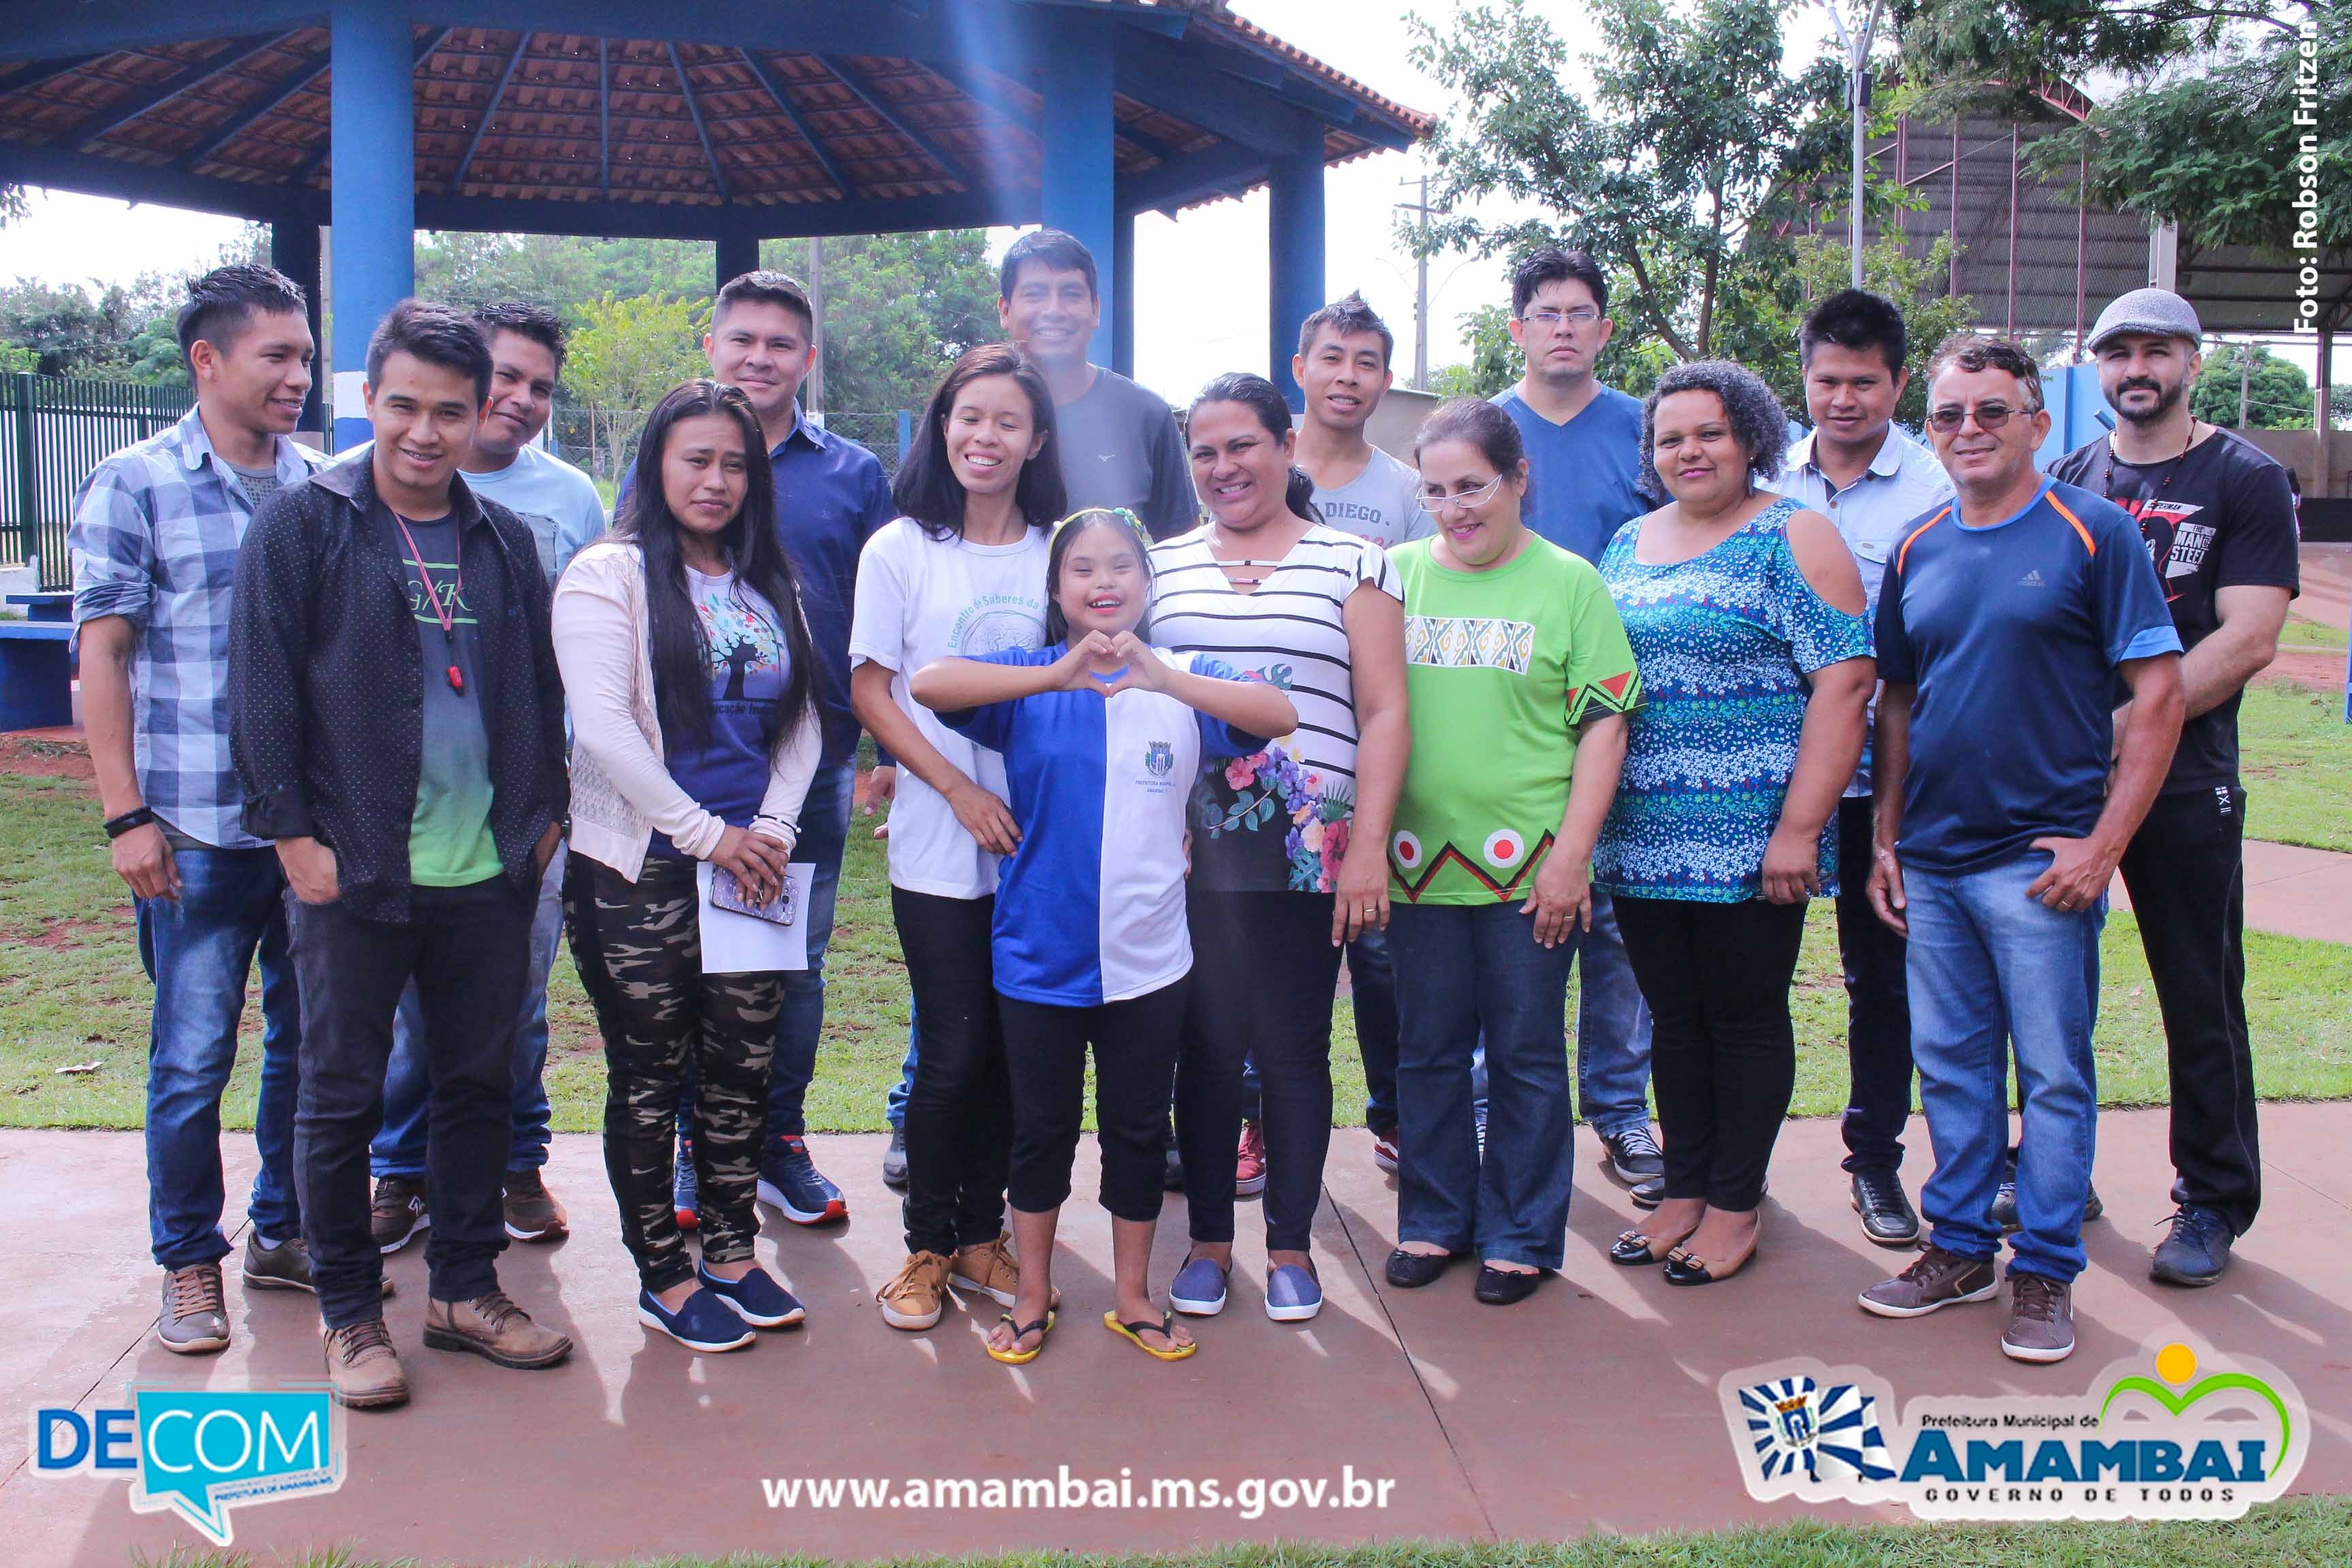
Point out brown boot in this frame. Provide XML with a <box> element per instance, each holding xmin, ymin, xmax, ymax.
<box><xmin>323</xmin><ymin>1320</ymin><xmax>410</xmax><ymax>1409</ymax></box>
<box><xmin>423</xmin><ymin>1291</ymin><xmax>572</xmax><ymax>1369</ymax></box>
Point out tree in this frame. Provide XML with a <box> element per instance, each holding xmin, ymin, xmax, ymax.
<box><xmin>2193</xmin><ymin>342</ymin><xmax>2315</xmax><ymax>430</ymax></box>
<box><xmin>1427</xmin><ymin>304</ymin><xmax>1520</xmax><ymax>399</ymax></box>
<box><xmin>777</xmin><ymin>231</ymin><xmax>998</xmax><ymax>413</ymax></box>
<box><xmin>563</xmin><ymin>292</ymin><xmax>709</xmax><ymax>483</ymax></box>
<box><xmin>1408</xmin><ymin>0</ymin><xmax>1849</xmax><ymax>363</ymax></box>
<box><xmin>0</xmin><ymin>275</ymin><xmax>182</xmax><ymax>380</ymax></box>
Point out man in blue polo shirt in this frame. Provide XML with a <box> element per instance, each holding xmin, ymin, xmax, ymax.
<box><xmin>618</xmin><ymin>270</ymin><xmax>894</xmax><ymax>1225</ymax></box>
<box><xmin>1488</xmin><ymin>246</ymin><xmax>1661</xmax><ymax>1198</ymax></box>
<box><xmin>1860</xmin><ymin>337</ymin><xmax>2183</xmax><ymax>1365</ymax></box>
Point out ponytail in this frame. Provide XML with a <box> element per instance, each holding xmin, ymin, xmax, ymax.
<box><xmin>1284</xmin><ymin>466</ymin><xmax>1321</xmax><ymax>523</ymax></box>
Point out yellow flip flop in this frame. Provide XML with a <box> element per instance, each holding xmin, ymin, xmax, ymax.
<box><xmin>984</xmin><ymin>1310</ymin><xmax>1054</xmax><ymax>1365</ymax></box>
<box><xmin>1102</xmin><ymin>1309</ymin><xmax>1196</xmax><ymax>1361</ymax></box>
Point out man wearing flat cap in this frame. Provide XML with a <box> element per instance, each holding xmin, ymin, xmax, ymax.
<box><xmin>2051</xmin><ymin>287</ymin><xmax>2301</xmax><ymax>1288</ymax></box>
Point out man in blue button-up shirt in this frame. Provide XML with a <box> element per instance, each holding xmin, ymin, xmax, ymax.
<box><xmin>69</xmin><ymin>265</ymin><xmax>325</xmax><ymax>1356</ymax></box>
<box><xmin>619</xmin><ymin>270</ymin><xmax>894</xmax><ymax>1222</ymax></box>
<box><xmin>1764</xmin><ymin>291</ymin><xmax>1952</xmax><ymax>1250</ymax></box>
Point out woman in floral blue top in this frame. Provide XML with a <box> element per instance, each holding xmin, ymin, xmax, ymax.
<box><xmin>1147</xmin><ymin>374</ymin><xmax>1409</xmax><ymax>1326</ymax></box>
<box><xmin>1596</xmin><ymin>361</ymin><xmax>1874</xmax><ymax>1288</ymax></box>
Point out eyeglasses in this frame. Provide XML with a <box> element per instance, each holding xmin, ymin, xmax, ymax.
<box><xmin>1925</xmin><ymin>399</ymin><xmax>2040</xmax><ymax>434</ymax></box>
<box><xmin>1418</xmin><ymin>474</ymin><xmax>1508</xmax><ymax>514</ymax></box>
<box><xmin>1515</xmin><ymin>307</ymin><xmax>1601</xmax><ymax>328</ymax></box>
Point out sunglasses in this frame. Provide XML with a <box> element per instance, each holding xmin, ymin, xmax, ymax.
<box><xmin>1926</xmin><ymin>400</ymin><xmax>2040</xmax><ymax>434</ymax></box>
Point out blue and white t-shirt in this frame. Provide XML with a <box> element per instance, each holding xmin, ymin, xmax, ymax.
<box><xmin>943</xmin><ymin>645</ymin><xmax>1262</xmax><ymax>1007</ymax></box>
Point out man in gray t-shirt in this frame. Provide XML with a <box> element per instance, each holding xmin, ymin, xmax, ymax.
<box><xmin>998</xmin><ymin>229</ymin><xmax>1196</xmax><ymax>540</ymax></box>
<box><xmin>1292</xmin><ymin>293</ymin><xmax>1431</xmax><ymax>551</ymax></box>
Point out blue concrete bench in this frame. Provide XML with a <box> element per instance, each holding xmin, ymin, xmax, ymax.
<box><xmin>0</xmin><ymin>620</ymin><xmax>74</xmax><ymax>732</ymax></box>
<box><xmin>3</xmin><ymin>593</ymin><xmax>71</xmax><ymax>624</ymax></box>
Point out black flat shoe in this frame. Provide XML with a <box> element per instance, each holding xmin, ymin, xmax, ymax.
<box><xmin>1610</xmin><ymin>1227</ymin><xmax>1693</xmax><ymax>1266</ymax></box>
<box><xmin>1384</xmin><ymin>1248</ymin><xmax>1458</xmax><ymax>1288</ymax></box>
<box><xmin>1662</xmin><ymin>1243</ymin><xmax>1755</xmax><ymax>1287</ymax></box>
<box><xmin>1473</xmin><ymin>1264</ymin><xmax>1542</xmax><ymax>1305</ymax></box>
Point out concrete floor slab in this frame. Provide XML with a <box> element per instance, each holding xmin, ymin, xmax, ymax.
<box><xmin>3</xmin><ymin>1111</ymin><xmax>2347</xmax><ymax>1565</ymax></box>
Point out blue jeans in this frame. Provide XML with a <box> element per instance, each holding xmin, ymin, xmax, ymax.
<box><xmin>1571</xmin><ymin>889</ymin><xmax>1652</xmax><ymax>1138</ymax></box>
<box><xmin>371</xmin><ymin>843</ymin><xmax>564</xmax><ymax>1178</ymax></box>
<box><xmin>886</xmin><ymin>1012</ymin><xmax>917</xmax><ymax>1131</ymax></box>
<box><xmin>1389</xmin><ymin>900</ymin><xmax>1578</xmax><ymax>1271</ymax></box>
<box><xmin>140</xmin><ymin>846</ymin><xmax>302</xmax><ymax>1268</ymax></box>
<box><xmin>1906</xmin><ymin>853</ymin><xmax>2103</xmax><ymax>1284</ymax></box>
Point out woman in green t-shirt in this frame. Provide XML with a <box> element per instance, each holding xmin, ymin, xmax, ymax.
<box><xmin>1382</xmin><ymin>399</ymin><xmax>1642</xmax><ymax>1307</ymax></box>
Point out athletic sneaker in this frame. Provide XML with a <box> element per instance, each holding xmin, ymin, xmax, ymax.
<box><xmin>369</xmin><ymin>1175</ymin><xmax>429</xmax><ymax>1254</ymax></box>
<box><xmin>1235</xmin><ymin>1120</ymin><xmax>1267</xmax><ymax>1198</ymax></box>
<box><xmin>157</xmin><ymin>1264</ymin><xmax>229</xmax><ymax>1355</ymax></box>
<box><xmin>1371</xmin><ymin>1126</ymin><xmax>1401</xmax><ymax>1175</ymax></box>
<box><xmin>1859</xmin><ymin>1245</ymin><xmax>1998</xmax><ymax>1319</ymax></box>
<box><xmin>881</xmin><ymin>1126</ymin><xmax>909</xmax><ymax>1191</ymax></box>
<box><xmin>2001</xmin><ymin>1273</ymin><xmax>2076</xmax><ymax>1363</ymax></box>
<box><xmin>674</xmin><ymin>1134</ymin><xmax>700</xmax><ymax>1232</ymax></box>
<box><xmin>1600</xmin><ymin>1125</ymin><xmax>1665</xmax><ymax>1186</ymax></box>
<box><xmin>757</xmin><ymin>1134</ymin><xmax>847</xmax><ymax>1224</ymax></box>
<box><xmin>1990</xmin><ymin>1149</ymin><xmax>2104</xmax><ymax>1230</ymax></box>
<box><xmin>2150</xmin><ymin>1205</ymin><xmax>2234</xmax><ymax>1288</ymax></box>
<box><xmin>502</xmin><ymin>1166</ymin><xmax>568</xmax><ymax>1243</ymax></box>
<box><xmin>243</xmin><ymin>1232</ymin><xmax>394</xmax><ymax>1298</ymax></box>
<box><xmin>696</xmin><ymin>1264</ymin><xmax>804</xmax><ymax>1328</ymax></box>
<box><xmin>638</xmin><ymin>1286</ymin><xmax>755</xmax><ymax>1352</ymax></box>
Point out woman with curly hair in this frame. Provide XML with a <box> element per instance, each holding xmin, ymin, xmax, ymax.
<box><xmin>1597</xmin><ymin>360</ymin><xmax>1874</xmax><ymax>1286</ymax></box>
<box><xmin>1146</xmin><ymin>374</ymin><xmax>1409</xmax><ymax>1326</ymax></box>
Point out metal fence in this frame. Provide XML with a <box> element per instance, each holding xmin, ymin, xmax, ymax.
<box><xmin>547</xmin><ymin>397</ymin><xmax>914</xmax><ymax>489</ymax></box>
<box><xmin>3</xmin><ymin>374</ymin><xmax>195</xmax><ymax>591</ymax></box>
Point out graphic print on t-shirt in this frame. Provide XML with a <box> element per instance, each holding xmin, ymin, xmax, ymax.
<box><xmin>647</xmin><ymin>568</ymin><xmax>791</xmax><ymax>860</ymax></box>
<box><xmin>395</xmin><ymin>516</ymin><xmax>502</xmax><ymax>887</ymax></box>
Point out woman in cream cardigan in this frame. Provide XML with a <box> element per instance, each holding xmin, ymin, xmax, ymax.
<box><xmin>554</xmin><ymin>380</ymin><xmax>820</xmax><ymax>1354</ymax></box>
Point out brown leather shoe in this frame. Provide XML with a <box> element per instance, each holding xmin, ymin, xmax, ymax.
<box><xmin>502</xmin><ymin>1166</ymin><xmax>569</xmax><ymax>1243</ymax></box>
<box><xmin>323</xmin><ymin>1320</ymin><xmax>410</xmax><ymax>1409</ymax></box>
<box><xmin>423</xmin><ymin>1291</ymin><xmax>572</xmax><ymax>1369</ymax></box>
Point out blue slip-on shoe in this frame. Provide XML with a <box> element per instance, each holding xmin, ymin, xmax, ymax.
<box><xmin>637</xmin><ymin>1286</ymin><xmax>755</xmax><ymax>1352</ymax></box>
<box><xmin>1168</xmin><ymin>1256</ymin><xmax>1228</xmax><ymax>1317</ymax></box>
<box><xmin>698</xmin><ymin>1264</ymin><xmax>806</xmax><ymax>1328</ymax></box>
<box><xmin>673</xmin><ymin>1134</ymin><xmax>699</xmax><ymax>1232</ymax></box>
<box><xmin>757</xmin><ymin>1134</ymin><xmax>847</xmax><ymax>1224</ymax></box>
<box><xmin>1265</xmin><ymin>1263</ymin><xmax>1323</xmax><ymax>1323</ymax></box>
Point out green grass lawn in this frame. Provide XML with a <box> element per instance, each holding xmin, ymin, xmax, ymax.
<box><xmin>2238</xmin><ymin>681</ymin><xmax>2352</xmax><ymax>853</ymax></box>
<box><xmin>6</xmin><ymin>747</ymin><xmax>2351</xmax><ymax>1133</ymax></box>
<box><xmin>2277</xmin><ymin>612</ymin><xmax>2349</xmax><ymax>649</ymax></box>
<box><xmin>131</xmin><ymin>1495</ymin><xmax>2352</xmax><ymax>1568</ymax></box>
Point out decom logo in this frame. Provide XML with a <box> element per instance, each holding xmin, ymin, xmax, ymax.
<box><xmin>30</xmin><ymin>1386</ymin><xmax>346</xmax><ymax>1546</ymax></box>
<box><xmin>1719</xmin><ymin>1337</ymin><xmax>2306</xmax><ymax>1521</ymax></box>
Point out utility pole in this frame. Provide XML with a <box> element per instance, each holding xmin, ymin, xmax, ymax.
<box><xmin>1396</xmin><ymin>174</ymin><xmax>1448</xmax><ymax>391</ymax></box>
<box><xmin>2238</xmin><ymin>347</ymin><xmax>2251</xmax><ymax>429</ymax></box>
<box><xmin>1821</xmin><ymin>0</ymin><xmax>1884</xmax><ymax>291</ymax></box>
<box><xmin>806</xmin><ymin>235</ymin><xmax>827</xmax><ymax>417</ymax></box>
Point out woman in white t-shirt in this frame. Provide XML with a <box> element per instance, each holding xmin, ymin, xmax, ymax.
<box><xmin>1149</xmin><ymin>374</ymin><xmax>1410</xmax><ymax>1326</ymax></box>
<box><xmin>848</xmin><ymin>344</ymin><xmax>1064</xmax><ymax>1335</ymax></box>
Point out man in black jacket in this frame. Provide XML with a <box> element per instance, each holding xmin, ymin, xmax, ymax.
<box><xmin>230</xmin><ymin>299</ymin><xmax>570</xmax><ymax>1409</ymax></box>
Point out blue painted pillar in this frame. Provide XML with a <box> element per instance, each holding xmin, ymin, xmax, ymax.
<box><xmin>716</xmin><ymin>232</ymin><xmax>759</xmax><ymax>294</ymax></box>
<box><xmin>1268</xmin><ymin>138</ymin><xmax>1326</xmax><ymax>408</ymax></box>
<box><xmin>329</xmin><ymin>1</ymin><xmax>414</xmax><ymax>450</ymax></box>
<box><xmin>269</xmin><ymin>216</ymin><xmax>325</xmax><ymax>435</ymax></box>
<box><xmin>1038</xmin><ymin>26</ymin><xmax>1116</xmax><ymax>368</ymax></box>
<box><xmin>1111</xmin><ymin>210</ymin><xmax>1136</xmax><ymax>378</ymax></box>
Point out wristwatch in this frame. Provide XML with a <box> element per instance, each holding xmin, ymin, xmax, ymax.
<box><xmin>102</xmin><ymin>806</ymin><xmax>157</xmax><ymax>839</ymax></box>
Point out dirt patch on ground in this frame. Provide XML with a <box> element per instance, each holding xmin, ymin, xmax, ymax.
<box><xmin>0</xmin><ymin>734</ymin><xmax>95</xmax><ymax>783</ymax></box>
<box><xmin>14</xmin><ymin>915</ymin><xmax>128</xmax><ymax>949</ymax></box>
<box><xmin>2255</xmin><ymin>647</ymin><xmax>2349</xmax><ymax>696</ymax></box>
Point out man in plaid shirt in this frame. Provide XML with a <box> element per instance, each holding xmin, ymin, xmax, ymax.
<box><xmin>70</xmin><ymin>265</ymin><xmax>327</xmax><ymax>1354</ymax></box>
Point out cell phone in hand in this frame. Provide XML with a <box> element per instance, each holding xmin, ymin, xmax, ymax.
<box><xmin>710</xmin><ymin>865</ymin><xmax>797</xmax><ymax>926</ymax></box>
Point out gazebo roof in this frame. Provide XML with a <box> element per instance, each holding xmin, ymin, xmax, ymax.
<box><xmin>0</xmin><ymin>3</ymin><xmax>1431</xmax><ymax>238</ymax></box>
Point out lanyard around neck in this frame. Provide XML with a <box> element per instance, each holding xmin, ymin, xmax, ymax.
<box><xmin>394</xmin><ymin>514</ymin><xmax>467</xmax><ymax>696</ymax></box>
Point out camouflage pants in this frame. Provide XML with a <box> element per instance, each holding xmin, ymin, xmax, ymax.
<box><xmin>564</xmin><ymin>852</ymin><xmax>780</xmax><ymax>1290</ymax></box>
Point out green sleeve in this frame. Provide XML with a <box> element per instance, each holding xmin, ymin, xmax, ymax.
<box><xmin>1560</xmin><ymin>566</ymin><xmax>1642</xmax><ymax>728</ymax></box>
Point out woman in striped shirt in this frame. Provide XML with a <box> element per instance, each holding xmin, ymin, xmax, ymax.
<box><xmin>1149</xmin><ymin>373</ymin><xmax>1410</xmax><ymax>1325</ymax></box>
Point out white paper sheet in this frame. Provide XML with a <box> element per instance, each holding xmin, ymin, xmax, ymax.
<box><xmin>697</xmin><ymin>861</ymin><xmax>812</xmax><ymax>974</ymax></box>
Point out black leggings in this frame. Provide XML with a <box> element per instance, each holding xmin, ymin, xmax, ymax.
<box><xmin>892</xmin><ymin>887</ymin><xmax>1013</xmax><ymax>1258</ymax></box>
<box><xmin>1177</xmin><ymin>892</ymin><xmax>1339</xmax><ymax>1253</ymax></box>
<box><xmin>999</xmin><ymin>980</ymin><xmax>1188</xmax><ymax>1222</ymax></box>
<box><xmin>565</xmin><ymin>853</ymin><xmax>779</xmax><ymax>1292</ymax></box>
<box><xmin>1613</xmin><ymin>894</ymin><xmax>1806</xmax><ymax>1211</ymax></box>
